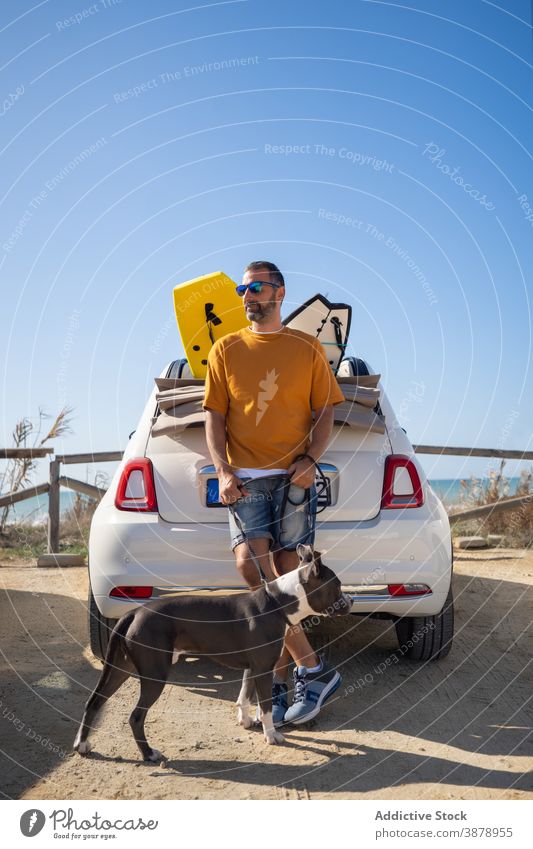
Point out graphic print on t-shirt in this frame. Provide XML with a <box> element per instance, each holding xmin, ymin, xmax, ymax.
<box><xmin>256</xmin><ymin>368</ymin><xmax>279</xmax><ymax>424</ymax></box>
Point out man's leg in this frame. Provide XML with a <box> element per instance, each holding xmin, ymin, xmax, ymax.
<box><xmin>272</xmin><ymin>548</ymin><xmax>319</xmax><ymax>679</ymax></box>
<box><xmin>233</xmin><ymin>537</ymin><xmax>273</xmax><ymax>590</ymax></box>
<box><xmin>269</xmin><ymin>482</ymin><xmax>342</xmax><ymax>726</ymax></box>
<box><xmin>275</xmin><ymin>547</ymin><xmax>342</xmax><ymax>726</ymax></box>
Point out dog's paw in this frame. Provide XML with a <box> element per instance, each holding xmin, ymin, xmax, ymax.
<box><xmin>73</xmin><ymin>739</ymin><xmax>92</xmax><ymax>755</ymax></box>
<box><xmin>264</xmin><ymin>730</ymin><xmax>285</xmax><ymax>745</ymax></box>
<box><xmin>237</xmin><ymin>707</ymin><xmax>253</xmax><ymax>729</ymax></box>
<box><xmin>145</xmin><ymin>748</ymin><xmax>163</xmax><ymax>763</ymax></box>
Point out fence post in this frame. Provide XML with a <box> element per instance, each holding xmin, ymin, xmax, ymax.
<box><xmin>47</xmin><ymin>458</ymin><xmax>60</xmax><ymax>554</ymax></box>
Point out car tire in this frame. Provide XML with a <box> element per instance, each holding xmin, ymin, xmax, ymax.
<box><xmin>88</xmin><ymin>582</ymin><xmax>117</xmax><ymax>663</ymax></box>
<box><xmin>394</xmin><ymin>585</ymin><xmax>454</xmax><ymax>661</ymax></box>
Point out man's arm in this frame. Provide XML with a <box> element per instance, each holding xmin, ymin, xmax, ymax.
<box><xmin>288</xmin><ymin>405</ymin><xmax>335</xmax><ymax>488</ymax></box>
<box><xmin>205</xmin><ymin>408</ymin><xmax>250</xmax><ymax>503</ymax></box>
<box><xmin>308</xmin><ymin>404</ymin><xmax>335</xmax><ymax>460</ymax></box>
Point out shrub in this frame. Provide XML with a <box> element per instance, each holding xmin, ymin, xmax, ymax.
<box><xmin>452</xmin><ymin>461</ymin><xmax>533</xmax><ymax>547</ymax></box>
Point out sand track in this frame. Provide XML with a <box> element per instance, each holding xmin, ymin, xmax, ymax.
<box><xmin>0</xmin><ymin>552</ymin><xmax>532</xmax><ymax>800</ymax></box>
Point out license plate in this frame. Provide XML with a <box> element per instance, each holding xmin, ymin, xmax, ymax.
<box><xmin>205</xmin><ymin>475</ymin><xmax>332</xmax><ymax>509</ymax></box>
<box><xmin>206</xmin><ymin>477</ymin><xmax>224</xmax><ymax>508</ymax></box>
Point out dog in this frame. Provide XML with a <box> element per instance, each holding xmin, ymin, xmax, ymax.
<box><xmin>74</xmin><ymin>544</ymin><xmax>351</xmax><ymax>761</ymax></box>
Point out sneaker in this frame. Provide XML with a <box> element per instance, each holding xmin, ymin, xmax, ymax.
<box><xmin>284</xmin><ymin>659</ymin><xmax>341</xmax><ymax>725</ymax></box>
<box><xmin>272</xmin><ymin>680</ymin><xmax>289</xmax><ymax>727</ymax></box>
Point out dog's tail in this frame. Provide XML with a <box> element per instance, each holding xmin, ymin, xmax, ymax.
<box><xmin>104</xmin><ymin>611</ymin><xmax>137</xmax><ymax>672</ymax></box>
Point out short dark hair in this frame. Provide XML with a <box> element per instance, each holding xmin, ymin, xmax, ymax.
<box><xmin>244</xmin><ymin>260</ymin><xmax>285</xmax><ymax>287</ymax></box>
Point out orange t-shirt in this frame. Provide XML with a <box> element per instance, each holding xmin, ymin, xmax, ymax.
<box><xmin>203</xmin><ymin>327</ymin><xmax>345</xmax><ymax>470</ymax></box>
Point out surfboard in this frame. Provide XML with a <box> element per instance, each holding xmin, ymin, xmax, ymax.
<box><xmin>173</xmin><ymin>271</ymin><xmax>248</xmax><ymax>378</ymax></box>
<box><xmin>283</xmin><ymin>293</ymin><xmax>352</xmax><ymax>373</ymax></box>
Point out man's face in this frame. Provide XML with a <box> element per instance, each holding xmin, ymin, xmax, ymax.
<box><xmin>241</xmin><ymin>269</ymin><xmax>284</xmax><ymax>323</ymax></box>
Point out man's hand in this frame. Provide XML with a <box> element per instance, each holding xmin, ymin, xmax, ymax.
<box><xmin>205</xmin><ymin>409</ymin><xmax>250</xmax><ymax>504</ymax></box>
<box><xmin>287</xmin><ymin>455</ymin><xmax>316</xmax><ymax>489</ymax></box>
<box><xmin>218</xmin><ymin>471</ymin><xmax>250</xmax><ymax>504</ymax></box>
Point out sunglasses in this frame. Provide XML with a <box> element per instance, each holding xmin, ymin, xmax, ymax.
<box><xmin>235</xmin><ymin>281</ymin><xmax>282</xmax><ymax>297</ymax></box>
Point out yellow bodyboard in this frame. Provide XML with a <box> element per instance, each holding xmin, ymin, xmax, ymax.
<box><xmin>173</xmin><ymin>271</ymin><xmax>248</xmax><ymax>378</ymax></box>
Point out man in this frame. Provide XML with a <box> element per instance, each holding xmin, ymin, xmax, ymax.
<box><xmin>203</xmin><ymin>260</ymin><xmax>345</xmax><ymax>726</ymax></box>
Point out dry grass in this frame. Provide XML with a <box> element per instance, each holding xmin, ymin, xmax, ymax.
<box><xmin>452</xmin><ymin>461</ymin><xmax>533</xmax><ymax>547</ymax></box>
<box><xmin>0</xmin><ymin>471</ymin><xmax>106</xmax><ymax>562</ymax></box>
<box><xmin>0</xmin><ymin>502</ymin><xmax>96</xmax><ymax>561</ymax></box>
<box><xmin>0</xmin><ymin>523</ymin><xmax>48</xmax><ymax>559</ymax></box>
<box><xmin>59</xmin><ymin>491</ymin><xmax>99</xmax><ymax>549</ymax></box>
<box><xmin>0</xmin><ymin>407</ymin><xmax>73</xmax><ymax>532</ymax></box>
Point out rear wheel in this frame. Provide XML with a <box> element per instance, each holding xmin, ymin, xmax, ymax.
<box><xmin>394</xmin><ymin>585</ymin><xmax>454</xmax><ymax>661</ymax></box>
<box><xmin>88</xmin><ymin>582</ymin><xmax>117</xmax><ymax>662</ymax></box>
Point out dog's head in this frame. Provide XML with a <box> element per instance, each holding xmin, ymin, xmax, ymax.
<box><xmin>295</xmin><ymin>544</ymin><xmax>351</xmax><ymax>617</ymax></box>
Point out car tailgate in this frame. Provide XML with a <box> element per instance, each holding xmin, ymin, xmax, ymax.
<box><xmin>148</xmin><ymin>424</ymin><xmax>391</xmax><ymax>524</ymax></box>
<box><xmin>148</xmin><ymin>428</ymin><xmax>228</xmax><ymax>523</ymax></box>
<box><xmin>321</xmin><ymin>426</ymin><xmax>391</xmax><ymax>521</ymax></box>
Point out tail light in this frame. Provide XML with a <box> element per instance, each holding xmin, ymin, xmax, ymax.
<box><xmin>381</xmin><ymin>454</ymin><xmax>424</xmax><ymax>509</ymax></box>
<box><xmin>110</xmin><ymin>586</ymin><xmax>153</xmax><ymax>599</ymax></box>
<box><xmin>115</xmin><ymin>458</ymin><xmax>158</xmax><ymax>512</ymax></box>
<box><xmin>388</xmin><ymin>583</ymin><xmax>431</xmax><ymax>596</ymax></box>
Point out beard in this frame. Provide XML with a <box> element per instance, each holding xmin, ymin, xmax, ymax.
<box><xmin>245</xmin><ymin>295</ymin><xmax>278</xmax><ymax>323</ymax></box>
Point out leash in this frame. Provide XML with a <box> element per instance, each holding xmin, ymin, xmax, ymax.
<box><xmin>281</xmin><ymin>453</ymin><xmax>331</xmax><ymax>516</ymax></box>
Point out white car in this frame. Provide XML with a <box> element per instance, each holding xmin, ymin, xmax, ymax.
<box><xmin>88</xmin><ymin>356</ymin><xmax>453</xmax><ymax>663</ymax></box>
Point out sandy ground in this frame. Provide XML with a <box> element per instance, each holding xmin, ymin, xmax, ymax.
<box><xmin>0</xmin><ymin>551</ymin><xmax>532</xmax><ymax>801</ymax></box>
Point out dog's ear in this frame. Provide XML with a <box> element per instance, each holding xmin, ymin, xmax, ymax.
<box><xmin>297</xmin><ymin>544</ymin><xmax>316</xmax><ymax>583</ymax></box>
<box><xmin>313</xmin><ymin>551</ymin><xmax>324</xmax><ymax>576</ymax></box>
<box><xmin>297</xmin><ymin>543</ymin><xmax>309</xmax><ymax>559</ymax></box>
<box><xmin>297</xmin><ymin>543</ymin><xmax>314</xmax><ymax>563</ymax></box>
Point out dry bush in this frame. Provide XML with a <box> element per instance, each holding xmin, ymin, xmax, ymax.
<box><xmin>453</xmin><ymin>461</ymin><xmax>533</xmax><ymax>547</ymax></box>
<box><xmin>0</xmin><ymin>469</ymin><xmax>108</xmax><ymax>561</ymax></box>
<box><xmin>60</xmin><ymin>493</ymin><xmax>99</xmax><ymax>545</ymax></box>
<box><xmin>0</xmin><ymin>407</ymin><xmax>73</xmax><ymax>532</ymax></box>
<box><xmin>59</xmin><ymin>471</ymin><xmax>108</xmax><ymax>548</ymax></box>
<box><xmin>0</xmin><ymin>523</ymin><xmax>47</xmax><ymax>558</ymax></box>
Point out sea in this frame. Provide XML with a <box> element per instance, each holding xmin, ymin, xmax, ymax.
<box><xmin>4</xmin><ymin>477</ymin><xmax>526</xmax><ymax>526</ymax></box>
<box><xmin>429</xmin><ymin>477</ymin><xmax>524</xmax><ymax>506</ymax></box>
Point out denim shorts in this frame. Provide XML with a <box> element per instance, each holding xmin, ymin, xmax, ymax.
<box><xmin>228</xmin><ymin>475</ymin><xmax>317</xmax><ymax>552</ymax></box>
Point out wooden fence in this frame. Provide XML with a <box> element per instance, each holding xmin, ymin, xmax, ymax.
<box><xmin>0</xmin><ymin>445</ymin><xmax>532</xmax><ymax>554</ymax></box>
<box><xmin>0</xmin><ymin>450</ymin><xmax>122</xmax><ymax>552</ymax></box>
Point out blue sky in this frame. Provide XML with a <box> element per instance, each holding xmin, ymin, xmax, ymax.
<box><xmin>1</xmin><ymin>0</ymin><xmax>532</xmax><ymax>486</ymax></box>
